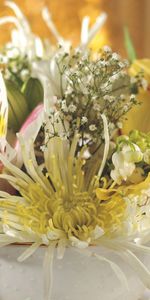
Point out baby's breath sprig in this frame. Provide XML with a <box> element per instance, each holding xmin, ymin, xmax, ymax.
<box><xmin>46</xmin><ymin>46</ymin><xmax>139</xmax><ymax>151</ymax></box>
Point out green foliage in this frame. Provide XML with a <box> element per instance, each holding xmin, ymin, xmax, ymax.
<box><xmin>124</xmin><ymin>27</ymin><xmax>137</xmax><ymax>63</ymax></box>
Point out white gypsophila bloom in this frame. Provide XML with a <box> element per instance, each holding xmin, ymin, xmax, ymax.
<box><xmin>109</xmin><ymin>73</ymin><xmax>120</xmax><ymax>82</ymax></box>
<box><xmin>81</xmin><ymin>116</ymin><xmax>88</xmax><ymax>125</ymax></box>
<box><xmin>104</xmin><ymin>95</ymin><xmax>115</xmax><ymax>103</ymax></box>
<box><xmin>130</xmin><ymin>76</ymin><xmax>137</xmax><ymax>84</ymax></box>
<box><xmin>130</xmin><ymin>94</ymin><xmax>136</xmax><ymax>101</ymax></box>
<box><xmin>124</xmin><ymin>104</ymin><xmax>129</xmax><ymax>112</ymax></box>
<box><xmin>93</xmin><ymin>103</ymin><xmax>100</xmax><ymax>111</ymax></box>
<box><xmin>123</xmin><ymin>59</ymin><xmax>129</xmax><ymax>67</ymax></box>
<box><xmin>61</xmin><ymin>100</ymin><xmax>68</xmax><ymax>113</ymax></box>
<box><xmin>116</xmin><ymin>122</ymin><xmax>122</xmax><ymax>129</ymax></box>
<box><xmin>65</xmin><ymin>85</ymin><xmax>73</xmax><ymax>95</ymax></box>
<box><xmin>118</xmin><ymin>62</ymin><xmax>125</xmax><ymax>68</ymax></box>
<box><xmin>68</xmin><ymin>104</ymin><xmax>77</xmax><ymax>113</ymax></box>
<box><xmin>141</xmin><ymin>78</ymin><xmax>148</xmax><ymax>90</ymax></box>
<box><xmin>108</xmin><ymin>122</ymin><xmax>115</xmax><ymax>130</ymax></box>
<box><xmin>89</xmin><ymin>124</ymin><xmax>97</xmax><ymax>131</ymax></box>
<box><xmin>103</xmin><ymin>95</ymin><xmax>111</xmax><ymax>101</ymax></box>
<box><xmin>112</xmin><ymin>53</ymin><xmax>120</xmax><ymax>61</ymax></box>
<box><xmin>120</xmin><ymin>94</ymin><xmax>125</xmax><ymax>100</ymax></box>
<box><xmin>103</xmin><ymin>45</ymin><xmax>112</xmax><ymax>53</ymax></box>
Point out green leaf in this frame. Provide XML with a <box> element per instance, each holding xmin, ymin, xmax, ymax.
<box><xmin>22</xmin><ymin>78</ymin><xmax>44</xmax><ymax>111</ymax></box>
<box><xmin>6</xmin><ymin>80</ymin><xmax>30</xmax><ymax>132</ymax></box>
<box><xmin>124</xmin><ymin>26</ymin><xmax>137</xmax><ymax>63</ymax></box>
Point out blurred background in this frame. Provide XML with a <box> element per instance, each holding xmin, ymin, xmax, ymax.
<box><xmin>0</xmin><ymin>0</ymin><xmax>150</xmax><ymax>58</ymax></box>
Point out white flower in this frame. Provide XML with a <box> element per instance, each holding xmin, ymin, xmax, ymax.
<box><xmin>111</xmin><ymin>144</ymin><xmax>143</xmax><ymax>184</ymax></box>
<box><xmin>109</xmin><ymin>73</ymin><xmax>119</xmax><ymax>82</ymax></box>
<box><xmin>20</xmin><ymin>69</ymin><xmax>30</xmax><ymax>81</ymax></box>
<box><xmin>111</xmin><ymin>151</ymin><xmax>135</xmax><ymax>183</ymax></box>
<box><xmin>89</xmin><ymin>124</ymin><xmax>97</xmax><ymax>131</ymax></box>
<box><xmin>68</xmin><ymin>104</ymin><xmax>76</xmax><ymax>113</ymax></box>
<box><xmin>104</xmin><ymin>95</ymin><xmax>115</xmax><ymax>102</ymax></box>
<box><xmin>117</xmin><ymin>122</ymin><xmax>122</xmax><ymax>129</ymax></box>
<box><xmin>124</xmin><ymin>104</ymin><xmax>129</xmax><ymax>112</ymax></box>
<box><xmin>118</xmin><ymin>62</ymin><xmax>125</xmax><ymax>68</ymax></box>
<box><xmin>141</xmin><ymin>78</ymin><xmax>148</xmax><ymax>90</ymax></box>
<box><xmin>81</xmin><ymin>116</ymin><xmax>88</xmax><ymax>125</ymax></box>
<box><xmin>130</xmin><ymin>94</ymin><xmax>136</xmax><ymax>101</ymax></box>
<box><xmin>112</xmin><ymin>53</ymin><xmax>120</xmax><ymax>61</ymax></box>
<box><xmin>130</xmin><ymin>76</ymin><xmax>137</xmax><ymax>84</ymax></box>
<box><xmin>65</xmin><ymin>85</ymin><xmax>73</xmax><ymax>95</ymax></box>
<box><xmin>103</xmin><ymin>95</ymin><xmax>110</xmax><ymax>101</ymax></box>
<box><xmin>120</xmin><ymin>94</ymin><xmax>125</xmax><ymax>100</ymax></box>
<box><xmin>103</xmin><ymin>45</ymin><xmax>112</xmax><ymax>53</ymax></box>
<box><xmin>93</xmin><ymin>103</ymin><xmax>100</xmax><ymax>111</ymax></box>
<box><xmin>108</xmin><ymin>122</ymin><xmax>115</xmax><ymax>130</ymax></box>
<box><xmin>61</xmin><ymin>100</ymin><xmax>68</xmax><ymax>113</ymax></box>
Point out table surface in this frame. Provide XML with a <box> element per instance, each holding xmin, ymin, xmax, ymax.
<box><xmin>140</xmin><ymin>290</ymin><xmax>150</xmax><ymax>300</ymax></box>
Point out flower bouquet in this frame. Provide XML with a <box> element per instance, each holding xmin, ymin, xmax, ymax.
<box><xmin>0</xmin><ymin>2</ymin><xmax>150</xmax><ymax>300</ymax></box>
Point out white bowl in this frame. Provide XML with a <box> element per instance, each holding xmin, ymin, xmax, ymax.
<box><xmin>0</xmin><ymin>245</ymin><xmax>149</xmax><ymax>300</ymax></box>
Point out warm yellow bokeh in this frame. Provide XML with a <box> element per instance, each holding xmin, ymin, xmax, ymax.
<box><xmin>0</xmin><ymin>0</ymin><xmax>150</xmax><ymax>57</ymax></box>
<box><xmin>123</xmin><ymin>59</ymin><xmax>150</xmax><ymax>134</ymax></box>
<box><xmin>0</xmin><ymin>0</ymin><xmax>108</xmax><ymax>49</ymax></box>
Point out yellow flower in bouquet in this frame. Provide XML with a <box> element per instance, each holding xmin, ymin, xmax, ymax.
<box><xmin>0</xmin><ymin>3</ymin><xmax>150</xmax><ymax>298</ymax></box>
<box><xmin>0</xmin><ymin>43</ymin><xmax>150</xmax><ymax>293</ymax></box>
<box><xmin>123</xmin><ymin>59</ymin><xmax>150</xmax><ymax>134</ymax></box>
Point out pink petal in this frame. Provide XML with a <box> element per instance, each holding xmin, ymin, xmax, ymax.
<box><xmin>15</xmin><ymin>103</ymin><xmax>44</xmax><ymax>166</ymax></box>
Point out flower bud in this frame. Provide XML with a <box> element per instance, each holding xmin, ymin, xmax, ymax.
<box><xmin>6</xmin><ymin>80</ymin><xmax>29</xmax><ymax>132</ymax></box>
<box><xmin>22</xmin><ymin>78</ymin><xmax>44</xmax><ymax>111</ymax></box>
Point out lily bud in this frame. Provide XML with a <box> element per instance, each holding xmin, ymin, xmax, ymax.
<box><xmin>22</xmin><ymin>77</ymin><xmax>44</xmax><ymax>111</ymax></box>
<box><xmin>6</xmin><ymin>80</ymin><xmax>29</xmax><ymax>132</ymax></box>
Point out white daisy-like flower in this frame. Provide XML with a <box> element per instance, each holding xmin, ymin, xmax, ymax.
<box><xmin>103</xmin><ymin>45</ymin><xmax>112</xmax><ymax>53</ymax></box>
<box><xmin>61</xmin><ymin>100</ymin><xmax>68</xmax><ymax>113</ymax></box>
<box><xmin>130</xmin><ymin>94</ymin><xmax>136</xmax><ymax>101</ymax></box>
<box><xmin>93</xmin><ymin>103</ymin><xmax>100</xmax><ymax>111</ymax></box>
<box><xmin>89</xmin><ymin>124</ymin><xmax>97</xmax><ymax>131</ymax></box>
<box><xmin>68</xmin><ymin>104</ymin><xmax>77</xmax><ymax>113</ymax></box>
<box><xmin>112</xmin><ymin>53</ymin><xmax>120</xmax><ymax>61</ymax></box>
<box><xmin>81</xmin><ymin>116</ymin><xmax>88</xmax><ymax>125</ymax></box>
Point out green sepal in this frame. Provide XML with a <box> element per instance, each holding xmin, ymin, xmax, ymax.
<box><xmin>5</xmin><ymin>80</ymin><xmax>29</xmax><ymax>132</ymax></box>
<box><xmin>22</xmin><ymin>78</ymin><xmax>44</xmax><ymax>111</ymax></box>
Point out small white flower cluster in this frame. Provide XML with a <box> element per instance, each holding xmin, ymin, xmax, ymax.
<box><xmin>52</xmin><ymin>47</ymin><xmax>138</xmax><ymax>147</ymax></box>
